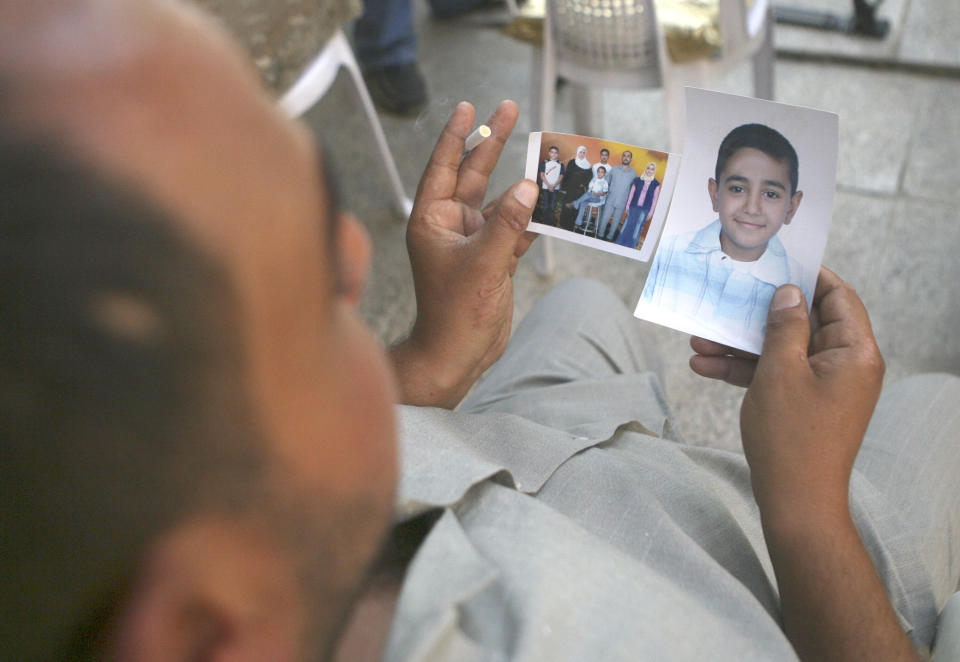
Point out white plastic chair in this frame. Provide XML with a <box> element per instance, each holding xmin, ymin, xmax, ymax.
<box><xmin>529</xmin><ymin>0</ymin><xmax>774</xmax><ymax>273</ymax></box>
<box><xmin>280</xmin><ymin>29</ymin><xmax>413</xmax><ymax>218</ymax></box>
<box><xmin>533</xmin><ymin>0</ymin><xmax>773</xmax><ymax>149</ymax></box>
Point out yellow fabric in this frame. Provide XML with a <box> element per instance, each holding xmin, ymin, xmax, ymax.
<box><xmin>657</xmin><ymin>0</ymin><xmax>724</xmax><ymax>63</ymax></box>
<box><xmin>504</xmin><ymin>0</ymin><xmax>755</xmax><ymax>65</ymax></box>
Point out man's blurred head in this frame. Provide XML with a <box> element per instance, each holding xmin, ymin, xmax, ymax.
<box><xmin>0</xmin><ymin>1</ymin><xmax>397</xmax><ymax>660</ymax></box>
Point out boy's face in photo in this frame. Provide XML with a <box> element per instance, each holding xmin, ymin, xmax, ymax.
<box><xmin>600</xmin><ymin>150</ymin><xmax>609</xmax><ymax>163</ymax></box>
<box><xmin>548</xmin><ymin>147</ymin><xmax>559</xmax><ymax>161</ymax></box>
<box><xmin>597</xmin><ymin>166</ymin><xmax>606</xmax><ymax>178</ymax></box>
<box><xmin>708</xmin><ymin>147</ymin><xmax>803</xmax><ymax>261</ymax></box>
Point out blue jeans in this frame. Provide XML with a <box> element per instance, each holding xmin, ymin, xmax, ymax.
<box><xmin>541</xmin><ymin>189</ymin><xmax>559</xmax><ymax>225</ymax></box>
<box><xmin>354</xmin><ymin>0</ymin><xmax>417</xmax><ymax>70</ymax></box>
<box><xmin>574</xmin><ymin>195</ymin><xmax>605</xmax><ymax>227</ymax></box>
<box><xmin>355</xmin><ymin>0</ymin><xmax>486</xmax><ymax>69</ymax></box>
<box><xmin>615</xmin><ymin>207</ymin><xmax>649</xmax><ymax>248</ymax></box>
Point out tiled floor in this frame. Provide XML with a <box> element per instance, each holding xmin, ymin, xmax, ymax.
<box><xmin>299</xmin><ymin>0</ymin><xmax>959</xmax><ymax>451</ymax></box>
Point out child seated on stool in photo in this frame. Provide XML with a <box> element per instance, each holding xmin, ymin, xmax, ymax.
<box><xmin>570</xmin><ymin>165</ymin><xmax>609</xmax><ymax>230</ymax></box>
<box><xmin>641</xmin><ymin>123</ymin><xmax>811</xmax><ymax>350</ymax></box>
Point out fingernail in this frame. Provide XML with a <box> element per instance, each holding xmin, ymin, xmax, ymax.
<box><xmin>771</xmin><ymin>285</ymin><xmax>802</xmax><ymax>311</ymax></box>
<box><xmin>514</xmin><ymin>180</ymin><xmax>539</xmax><ymax>208</ymax></box>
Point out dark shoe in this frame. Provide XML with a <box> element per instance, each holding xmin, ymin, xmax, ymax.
<box><xmin>430</xmin><ymin>0</ymin><xmax>495</xmax><ymax>19</ymax></box>
<box><xmin>363</xmin><ymin>63</ymin><xmax>428</xmax><ymax>117</ymax></box>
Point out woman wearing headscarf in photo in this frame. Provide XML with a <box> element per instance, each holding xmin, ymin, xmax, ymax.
<box><xmin>557</xmin><ymin>146</ymin><xmax>595</xmax><ymax>231</ymax></box>
<box><xmin>616</xmin><ymin>162</ymin><xmax>661</xmax><ymax>249</ymax></box>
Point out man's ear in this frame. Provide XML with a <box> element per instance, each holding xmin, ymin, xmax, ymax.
<box><xmin>784</xmin><ymin>190</ymin><xmax>804</xmax><ymax>225</ymax></box>
<box><xmin>708</xmin><ymin>178</ymin><xmax>720</xmax><ymax>213</ymax></box>
<box><xmin>108</xmin><ymin>519</ymin><xmax>302</xmax><ymax>662</ymax></box>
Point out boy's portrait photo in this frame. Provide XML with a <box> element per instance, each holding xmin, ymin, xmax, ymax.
<box><xmin>525</xmin><ymin>131</ymin><xmax>680</xmax><ymax>262</ymax></box>
<box><xmin>635</xmin><ymin>89</ymin><xmax>839</xmax><ymax>354</ymax></box>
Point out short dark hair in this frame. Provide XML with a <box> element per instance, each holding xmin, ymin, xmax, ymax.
<box><xmin>600</xmin><ymin>148</ymin><xmax>609</xmax><ymax>155</ymax></box>
<box><xmin>0</xmin><ymin>126</ymin><xmax>265</xmax><ymax>661</ymax></box>
<box><xmin>715</xmin><ymin>123</ymin><xmax>799</xmax><ymax>194</ymax></box>
<box><xmin>548</xmin><ymin>145</ymin><xmax>559</xmax><ymax>151</ymax></box>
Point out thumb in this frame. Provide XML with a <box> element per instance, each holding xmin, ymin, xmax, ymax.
<box><xmin>476</xmin><ymin>179</ymin><xmax>538</xmax><ymax>260</ymax></box>
<box><xmin>757</xmin><ymin>285</ymin><xmax>811</xmax><ymax>371</ymax></box>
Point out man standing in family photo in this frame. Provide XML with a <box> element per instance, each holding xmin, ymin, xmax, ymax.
<box><xmin>598</xmin><ymin>150</ymin><xmax>637</xmax><ymax>241</ymax></box>
<box><xmin>592</xmin><ymin>147</ymin><xmax>610</xmax><ymax>177</ymax></box>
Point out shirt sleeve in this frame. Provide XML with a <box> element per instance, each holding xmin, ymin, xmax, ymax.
<box><xmin>641</xmin><ymin>252</ymin><xmax>660</xmax><ymax>302</ymax></box>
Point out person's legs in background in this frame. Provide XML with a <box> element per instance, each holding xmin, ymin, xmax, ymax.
<box><xmin>354</xmin><ymin>0</ymin><xmax>427</xmax><ymax>116</ymax></box>
<box><xmin>427</xmin><ymin>0</ymin><xmax>489</xmax><ymax>18</ymax></box>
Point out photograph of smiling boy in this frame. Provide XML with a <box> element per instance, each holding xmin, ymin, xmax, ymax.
<box><xmin>640</xmin><ymin>123</ymin><xmax>813</xmax><ymax>351</ymax></box>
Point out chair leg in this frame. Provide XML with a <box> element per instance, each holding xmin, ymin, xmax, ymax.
<box><xmin>338</xmin><ymin>35</ymin><xmax>414</xmax><ymax>218</ymax></box>
<box><xmin>529</xmin><ymin>9</ymin><xmax>556</xmax><ymax>278</ymax></box>
<box><xmin>531</xmin><ymin>47</ymin><xmax>554</xmax><ymax>132</ymax></box>
<box><xmin>531</xmin><ymin>237</ymin><xmax>555</xmax><ymax>277</ymax></box>
<box><xmin>663</xmin><ymin>59</ymin><xmax>712</xmax><ymax>152</ymax></box>
<box><xmin>538</xmin><ymin>10</ymin><xmax>558</xmax><ymax>131</ymax></box>
<box><xmin>572</xmin><ymin>84</ymin><xmax>601</xmax><ymax>138</ymax></box>
<box><xmin>753</xmin><ymin>8</ymin><xmax>775</xmax><ymax>100</ymax></box>
<box><xmin>278</xmin><ymin>34</ymin><xmax>341</xmax><ymax>118</ymax></box>
<box><xmin>663</xmin><ymin>77</ymin><xmax>687</xmax><ymax>153</ymax></box>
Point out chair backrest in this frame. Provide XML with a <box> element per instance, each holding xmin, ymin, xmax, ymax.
<box><xmin>548</xmin><ymin>0</ymin><xmax>661</xmax><ymax>75</ymax></box>
<box><xmin>548</xmin><ymin>0</ymin><xmax>768</xmax><ymax>75</ymax></box>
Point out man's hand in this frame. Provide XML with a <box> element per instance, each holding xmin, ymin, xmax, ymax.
<box><xmin>743</xmin><ymin>268</ymin><xmax>884</xmax><ymax>512</ymax></box>
<box><xmin>693</xmin><ymin>269</ymin><xmax>918</xmax><ymax>661</ymax></box>
<box><xmin>390</xmin><ymin>100</ymin><xmax>538</xmax><ymax>408</ymax></box>
<box><xmin>688</xmin><ymin>337</ymin><xmax>758</xmax><ymax>387</ymax></box>
<box><xmin>691</xmin><ymin>268</ymin><xmax>884</xmax><ymax>508</ymax></box>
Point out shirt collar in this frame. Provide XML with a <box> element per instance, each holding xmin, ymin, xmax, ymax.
<box><xmin>685</xmin><ymin>219</ymin><xmax>790</xmax><ymax>285</ymax></box>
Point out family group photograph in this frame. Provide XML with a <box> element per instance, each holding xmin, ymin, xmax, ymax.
<box><xmin>528</xmin><ymin>132</ymin><xmax>672</xmax><ymax>256</ymax></box>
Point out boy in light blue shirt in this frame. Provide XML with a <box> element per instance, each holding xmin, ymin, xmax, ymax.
<box><xmin>640</xmin><ymin>123</ymin><xmax>811</xmax><ymax>351</ymax></box>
